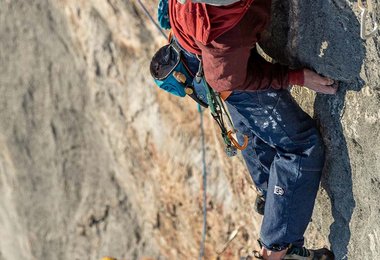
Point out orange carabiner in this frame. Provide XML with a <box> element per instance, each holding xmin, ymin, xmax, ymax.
<box><xmin>227</xmin><ymin>130</ymin><xmax>249</xmax><ymax>151</ymax></box>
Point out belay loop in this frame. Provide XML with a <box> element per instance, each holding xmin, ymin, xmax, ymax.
<box><xmin>196</xmin><ymin>59</ymin><xmax>249</xmax><ymax>157</ymax></box>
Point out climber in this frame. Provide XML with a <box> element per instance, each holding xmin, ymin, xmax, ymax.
<box><xmin>162</xmin><ymin>0</ymin><xmax>339</xmax><ymax>259</ymax></box>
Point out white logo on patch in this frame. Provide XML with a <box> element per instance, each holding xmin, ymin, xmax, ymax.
<box><xmin>274</xmin><ymin>186</ymin><xmax>285</xmax><ymax>196</ymax></box>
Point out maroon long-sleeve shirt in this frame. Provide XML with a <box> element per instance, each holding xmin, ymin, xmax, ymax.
<box><xmin>169</xmin><ymin>0</ymin><xmax>304</xmax><ymax>95</ymax></box>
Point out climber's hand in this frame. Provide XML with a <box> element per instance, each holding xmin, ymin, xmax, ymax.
<box><xmin>303</xmin><ymin>69</ymin><xmax>338</xmax><ymax>94</ymax></box>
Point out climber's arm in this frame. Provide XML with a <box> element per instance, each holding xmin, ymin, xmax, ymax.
<box><xmin>197</xmin><ymin>42</ymin><xmax>303</xmax><ymax>92</ymax></box>
<box><xmin>198</xmin><ymin>42</ymin><xmax>338</xmax><ymax>94</ymax></box>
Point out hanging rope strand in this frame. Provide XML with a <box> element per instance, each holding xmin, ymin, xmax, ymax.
<box><xmin>137</xmin><ymin>2</ymin><xmax>209</xmax><ymax>258</ymax></box>
<box><xmin>136</xmin><ymin>0</ymin><xmax>168</xmax><ymax>39</ymax></box>
<box><xmin>198</xmin><ymin>105</ymin><xmax>208</xmax><ymax>260</ymax></box>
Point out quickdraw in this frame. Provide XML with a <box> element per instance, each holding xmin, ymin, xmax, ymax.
<box><xmin>196</xmin><ymin>59</ymin><xmax>249</xmax><ymax>157</ymax></box>
<box><xmin>358</xmin><ymin>0</ymin><xmax>378</xmax><ymax>39</ymax></box>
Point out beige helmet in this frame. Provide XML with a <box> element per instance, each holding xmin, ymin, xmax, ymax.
<box><xmin>177</xmin><ymin>0</ymin><xmax>241</xmax><ymax>5</ymax></box>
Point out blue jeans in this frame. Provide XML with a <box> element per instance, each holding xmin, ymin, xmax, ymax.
<box><xmin>226</xmin><ymin>89</ymin><xmax>325</xmax><ymax>251</ymax></box>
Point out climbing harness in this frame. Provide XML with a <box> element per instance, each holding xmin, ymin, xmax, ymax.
<box><xmin>148</xmin><ymin>1</ymin><xmax>249</xmax><ymax>157</ymax></box>
<box><xmin>151</xmin><ymin>38</ymin><xmax>249</xmax><ymax>157</ymax></box>
<box><xmin>358</xmin><ymin>0</ymin><xmax>379</xmax><ymax>39</ymax></box>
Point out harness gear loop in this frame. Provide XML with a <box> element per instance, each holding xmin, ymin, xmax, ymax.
<box><xmin>358</xmin><ymin>0</ymin><xmax>378</xmax><ymax>39</ymax></box>
<box><xmin>228</xmin><ymin>130</ymin><xmax>249</xmax><ymax>150</ymax></box>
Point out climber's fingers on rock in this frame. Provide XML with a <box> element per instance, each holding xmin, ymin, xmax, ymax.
<box><xmin>304</xmin><ymin>69</ymin><xmax>332</xmax><ymax>85</ymax></box>
<box><xmin>303</xmin><ymin>69</ymin><xmax>338</xmax><ymax>94</ymax></box>
<box><xmin>314</xmin><ymin>83</ymin><xmax>338</xmax><ymax>94</ymax></box>
<box><xmin>329</xmin><ymin>81</ymin><xmax>339</xmax><ymax>92</ymax></box>
<box><xmin>303</xmin><ymin>81</ymin><xmax>338</xmax><ymax>94</ymax></box>
<box><xmin>321</xmin><ymin>77</ymin><xmax>335</xmax><ymax>86</ymax></box>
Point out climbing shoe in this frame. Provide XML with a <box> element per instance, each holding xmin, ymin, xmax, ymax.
<box><xmin>254</xmin><ymin>193</ymin><xmax>265</xmax><ymax>215</ymax></box>
<box><xmin>283</xmin><ymin>245</ymin><xmax>335</xmax><ymax>260</ymax></box>
<box><xmin>252</xmin><ymin>240</ymin><xmax>335</xmax><ymax>260</ymax></box>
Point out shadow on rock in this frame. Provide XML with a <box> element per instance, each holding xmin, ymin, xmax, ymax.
<box><xmin>314</xmin><ymin>85</ymin><xmax>359</xmax><ymax>259</ymax></box>
<box><xmin>261</xmin><ymin>0</ymin><xmax>366</xmax><ymax>258</ymax></box>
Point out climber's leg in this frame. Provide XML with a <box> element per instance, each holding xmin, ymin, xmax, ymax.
<box><xmin>226</xmin><ymin>88</ymin><xmax>325</xmax><ymax>250</ymax></box>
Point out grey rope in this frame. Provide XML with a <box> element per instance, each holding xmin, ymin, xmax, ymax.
<box><xmin>136</xmin><ymin>2</ymin><xmax>208</xmax><ymax>257</ymax></box>
<box><xmin>136</xmin><ymin>0</ymin><xmax>168</xmax><ymax>39</ymax></box>
<box><xmin>198</xmin><ymin>105</ymin><xmax>208</xmax><ymax>260</ymax></box>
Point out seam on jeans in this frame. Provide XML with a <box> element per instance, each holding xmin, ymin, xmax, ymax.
<box><xmin>257</xmin><ymin>89</ymin><xmax>282</xmax><ymax>114</ymax></box>
<box><xmin>252</xmin><ymin>146</ymin><xmax>267</xmax><ymax>176</ymax></box>
<box><xmin>241</xmin><ymin>130</ymin><xmax>268</xmax><ymax>177</ymax></box>
<box><xmin>251</xmin><ymin>137</ymin><xmax>271</xmax><ymax>178</ymax></box>
<box><xmin>283</xmin><ymin>155</ymin><xmax>302</xmax><ymax>245</ymax></box>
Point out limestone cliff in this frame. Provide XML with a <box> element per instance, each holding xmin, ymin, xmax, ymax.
<box><xmin>0</xmin><ymin>0</ymin><xmax>379</xmax><ymax>259</ymax></box>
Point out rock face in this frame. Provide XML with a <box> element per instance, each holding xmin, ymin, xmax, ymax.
<box><xmin>0</xmin><ymin>0</ymin><xmax>379</xmax><ymax>259</ymax></box>
<box><xmin>262</xmin><ymin>1</ymin><xmax>380</xmax><ymax>259</ymax></box>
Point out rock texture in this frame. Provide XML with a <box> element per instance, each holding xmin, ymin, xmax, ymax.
<box><xmin>0</xmin><ymin>0</ymin><xmax>379</xmax><ymax>259</ymax></box>
<box><xmin>261</xmin><ymin>1</ymin><xmax>380</xmax><ymax>259</ymax></box>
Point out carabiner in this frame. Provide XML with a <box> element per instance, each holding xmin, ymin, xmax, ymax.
<box><xmin>227</xmin><ymin>130</ymin><xmax>249</xmax><ymax>151</ymax></box>
<box><xmin>358</xmin><ymin>0</ymin><xmax>378</xmax><ymax>39</ymax></box>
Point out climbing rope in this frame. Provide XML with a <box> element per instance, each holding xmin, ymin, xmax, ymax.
<box><xmin>136</xmin><ymin>0</ymin><xmax>168</xmax><ymax>39</ymax></box>
<box><xmin>198</xmin><ymin>105</ymin><xmax>207</xmax><ymax>260</ymax></box>
<box><xmin>136</xmin><ymin>2</ymin><xmax>247</xmax><ymax>258</ymax></box>
<box><xmin>136</xmin><ymin>2</ymin><xmax>209</xmax><ymax>259</ymax></box>
<box><xmin>198</xmin><ymin>104</ymin><xmax>208</xmax><ymax>260</ymax></box>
